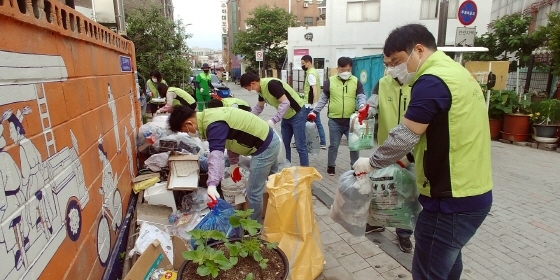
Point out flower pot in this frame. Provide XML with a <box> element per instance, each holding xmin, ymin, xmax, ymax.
<box><xmin>533</xmin><ymin>124</ymin><xmax>559</xmax><ymax>138</ymax></box>
<box><xmin>502</xmin><ymin>114</ymin><xmax>530</xmax><ymax>142</ymax></box>
<box><xmin>178</xmin><ymin>238</ymin><xmax>289</xmax><ymax>280</ymax></box>
<box><xmin>489</xmin><ymin>119</ymin><xmax>503</xmax><ymax>139</ymax></box>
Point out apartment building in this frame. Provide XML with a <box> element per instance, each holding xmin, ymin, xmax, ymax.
<box><xmin>287</xmin><ymin>0</ymin><xmax>492</xmax><ymax>69</ymax></box>
<box><xmin>74</xmin><ymin>0</ymin><xmax>173</xmax><ymax>23</ymax></box>
<box><xmin>223</xmin><ymin>0</ymin><xmax>322</xmax><ymax>71</ymax></box>
<box><xmin>491</xmin><ymin>0</ymin><xmax>560</xmax><ymax>28</ymax></box>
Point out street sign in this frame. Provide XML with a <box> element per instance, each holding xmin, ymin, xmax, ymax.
<box><xmin>255</xmin><ymin>50</ymin><xmax>263</xmax><ymax>62</ymax></box>
<box><xmin>455</xmin><ymin>27</ymin><xmax>476</xmax><ymax>47</ymax></box>
<box><xmin>458</xmin><ymin>0</ymin><xmax>477</xmax><ymax>26</ymax></box>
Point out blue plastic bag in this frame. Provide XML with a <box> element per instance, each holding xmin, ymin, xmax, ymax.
<box><xmin>190</xmin><ymin>199</ymin><xmax>242</xmax><ymax>249</ymax></box>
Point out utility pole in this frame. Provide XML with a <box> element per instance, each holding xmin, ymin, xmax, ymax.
<box><xmin>437</xmin><ymin>0</ymin><xmax>449</xmax><ymax>46</ymax></box>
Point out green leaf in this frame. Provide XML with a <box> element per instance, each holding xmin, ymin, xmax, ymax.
<box><xmin>209</xmin><ymin>230</ymin><xmax>228</xmax><ymax>242</ymax></box>
<box><xmin>197</xmin><ymin>265</ymin><xmax>211</xmax><ymax>277</ymax></box>
<box><xmin>239</xmin><ymin>250</ymin><xmax>249</xmax><ymax>258</ymax></box>
<box><xmin>266</xmin><ymin>242</ymin><xmax>278</xmax><ymax>250</ymax></box>
<box><xmin>225</xmin><ymin>243</ymin><xmax>240</xmax><ymax>257</ymax></box>
<box><xmin>259</xmin><ymin>259</ymin><xmax>269</xmax><ymax>269</ymax></box>
<box><xmin>230</xmin><ymin>256</ymin><xmax>238</xmax><ymax>265</ymax></box>
<box><xmin>240</xmin><ymin>219</ymin><xmax>262</xmax><ymax>236</ymax></box>
<box><xmin>253</xmin><ymin>251</ymin><xmax>263</xmax><ymax>262</ymax></box>
<box><xmin>229</xmin><ymin>216</ymin><xmax>242</xmax><ymax>228</ymax></box>
<box><xmin>245</xmin><ymin>273</ymin><xmax>255</xmax><ymax>280</ymax></box>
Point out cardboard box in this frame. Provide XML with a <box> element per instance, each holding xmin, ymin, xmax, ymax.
<box><xmin>125</xmin><ymin>236</ymin><xmax>188</xmax><ymax>280</ymax></box>
<box><xmin>137</xmin><ymin>204</ymin><xmax>174</xmax><ymax>232</ymax></box>
<box><xmin>167</xmin><ymin>155</ymin><xmax>199</xmax><ymax>191</ymax></box>
<box><xmin>144</xmin><ymin>182</ymin><xmax>178</xmax><ymax>212</ymax></box>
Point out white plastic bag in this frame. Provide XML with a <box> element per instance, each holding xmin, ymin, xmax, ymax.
<box><xmin>305</xmin><ymin>121</ymin><xmax>320</xmax><ymax>156</ymax></box>
<box><xmin>367</xmin><ymin>164</ymin><xmax>421</xmax><ymax>230</ymax></box>
<box><xmin>330</xmin><ymin>170</ymin><xmax>373</xmax><ymax>237</ymax></box>
<box><xmin>274</xmin><ymin>129</ymin><xmax>286</xmax><ymax>165</ymax></box>
<box><xmin>348</xmin><ymin>113</ymin><xmax>375</xmax><ymax>151</ymax></box>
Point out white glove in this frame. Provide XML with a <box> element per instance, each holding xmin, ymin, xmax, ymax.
<box><xmin>358</xmin><ymin>104</ymin><xmax>365</xmax><ymax>110</ymax></box>
<box><xmin>229</xmin><ymin>164</ymin><xmax>238</xmax><ymax>175</ymax></box>
<box><xmin>200</xmin><ymin>88</ymin><xmax>204</xmax><ymax>93</ymax></box>
<box><xmin>353</xmin><ymin>157</ymin><xmax>375</xmax><ymax>176</ymax></box>
<box><xmin>267</xmin><ymin>120</ymin><xmax>275</xmax><ymax>127</ymax></box>
<box><xmin>207</xmin><ymin>185</ymin><xmax>220</xmax><ymax>200</ymax></box>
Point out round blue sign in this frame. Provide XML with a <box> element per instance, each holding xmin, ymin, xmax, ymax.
<box><xmin>458</xmin><ymin>0</ymin><xmax>477</xmax><ymax>26</ymax></box>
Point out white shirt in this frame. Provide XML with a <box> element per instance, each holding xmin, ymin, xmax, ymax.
<box><xmin>307</xmin><ymin>73</ymin><xmax>317</xmax><ymax>86</ymax></box>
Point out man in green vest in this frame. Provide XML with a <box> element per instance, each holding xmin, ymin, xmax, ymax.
<box><xmin>167</xmin><ymin>105</ymin><xmax>280</xmax><ymax>223</ymax></box>
<box><xmin>352</xmin><ymin>24</ymin><xmax>493</xmax><ymax>280</ymax></box>
<box><xmin>362</xmin><ymin>74</ymin><xmax>415</xmax><ymax>253</ymax></box>
<box><xmin>240</xmin><ymin>72</ymin><xmax>309</xmax><ymax>166</ymax></box>
<box><xmin>195</xmin><ymin>63</ymin><xmax>215</xmax><ymax>111</ymax></box>
<box><xmin>301</xmin><ymin>55</ymin><xmax>326</xmax><ymax>148</ymax></box>
<box><xmin>208</xmin><ymin>97</ymin><xmax>251</xmax><ymax>112</ymax></box>
<box><xmin>145</xmin><ymin>70</ymin><xmax>167</xmax><ymax>114</ymax></box>
<box><xmin>155</xmin><ymin>84</ymin><xmax>197</xmax><ymax>113</ymax></box>
<box><xmin>308</xmin><ymin>57</ymin><xmax>367</xmax><ymax>175</ymax></box>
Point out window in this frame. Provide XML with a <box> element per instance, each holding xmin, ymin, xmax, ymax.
<box><xmin>347</xmin><ymin>0</ymin><xmax>380</xmax><ymax>22</ymax></box>
<box><xmin>313</xmin><ymin>58</ymin><xmax>325</xmax><ymax>69</ymax></box>
<box><xmin>421</xmin><ymin>0</ymin><xmax>460</xmax><ymax>20</ymax></box>
<box><xmin>304</xmin><ymin>17</ymin><xmax>314</xmax><ymax>26</ymax></box>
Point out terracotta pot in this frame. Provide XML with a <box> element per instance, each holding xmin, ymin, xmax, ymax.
<box><xmin>533</xmin><ymin>124</ymin><xmax>559</xmax><ymax>138</ymax></box>
<box><xmin>489</xmin><ymin>119</ymin><xmax>503</xmax><ymax>139</ymax></box>
<box><xmin>502</xmin><ymin>114</ymin><xmax>530</xmax><ymax>141</ymax></box>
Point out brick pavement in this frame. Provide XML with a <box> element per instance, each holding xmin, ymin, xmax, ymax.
<box><xmin>228</xmin><ymin>83</ymin><xmax>560</xmax><ymax>280</ymax></box>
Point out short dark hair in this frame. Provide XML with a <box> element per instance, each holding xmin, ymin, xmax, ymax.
<box><xmin>240</xmin><ymin>72</ymin><xmax>260</xmax><ymax>87</ymax></box>
<box><xmin>208</xmin><ymin>99</ymin><xmax>224</xmax><ymax>108</ymax></box>
<box><xmin>168</xmin><ymin>105</ymin><xmax>196</xmax><ymax>132</ymax></box>
<box><xmin>157</xmin><ymin>83</ymin><xmax>169</xmax><ymax>98</ymax></box>
<box><xmin>150</xmin><ymin>70</ymin><xmax>163</xmax><ymax>82</ymax></box>
<box><xmin>383</xmin><ymin>24</ymin><xmax>437</xmax><ymax>57</ymax></box>
<box><xmin>301</xmin><ymin>55</ymin><xmax>313</xmax><ymax>63</ymax></box>
<box><xmin>337</xmin><ymin>57</ymin><xmax>353</xmax><ymax>68</ymax></box>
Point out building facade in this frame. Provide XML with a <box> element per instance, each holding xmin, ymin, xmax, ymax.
<box><xmin>75</xmin><ymin>0</ymin><xmax>174</xmax><ymax>22</ymax></box>
<box><xmin>224</xmin><ymin>0</ymin><xmax>322</xmax><ymax>71</ymax></box>
<box><xmin>287</xmin><ymin>0</ymin><xmax>492</xmax><ymax>69</ymax></box>
<box><xmin>491</xmin><ymin>0</ymin><xmax>560</xmax><ymax>29</ymax></box>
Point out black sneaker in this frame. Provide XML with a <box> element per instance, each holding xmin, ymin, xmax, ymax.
<box><xmin>398</xmin><ymin>236</ymin><xmax>412</xmax><ymax>253</ymax></box>
<box><xmin>327</xmin><ymin>166</ymin><xmax>335</xmax><ymax>176</ymax></box>
<box><xmin>365</xmin><ymin>224</ymin><xmax>385</xmax><ymax>233</ymax></box>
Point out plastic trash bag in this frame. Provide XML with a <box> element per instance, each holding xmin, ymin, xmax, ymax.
<box><xmin>274</xmin><ymin>129</ymin><xmax>287</xmax><ymax>165</ymax></box>
<box><xmin>155</xmin><ymin>133</ymin><xmax>204</xmax><ymax>156</ymax></box>
<box><xmin>348</xmin><ymin>113</ymin><xmax>375</xmax><ymax>151</ymax></box>
<box><xmin>190</xmin><ymin>199</ymin><xmax>242</xmax><ymax>249</ymax></box>
<box><xmin>367</xmin><ymin>164</ymin><xmax>421</xmax><ymax>230</ymax></box>
<box><xmin>305</xmin><ymin>121</ymin><xmax>320</xmax><ymax>156</ymax></box>
<box><xmin>137</xmin><ymin>123</ymin><xmax>173</xmax><ymax>148</ymax></box>
<box><xmin>330</xmin><ymin>170</ymin><xmax>373</xmax><ymax>237</ymax></box>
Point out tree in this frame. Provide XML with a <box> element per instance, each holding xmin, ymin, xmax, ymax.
<box><xmin>465</xmin><ymin>14</ymin><xmax>543</xmax><ymax>72</ymax></box>
<box><xmin>126</xmin><ymin>5</ymin><xmax>192</xmax><ymax>88</ymax></box>
<box><xmin>534</xmin><ymin>11</ymin><xmax>560</xmax><ymax>76</ymax></box>
<box><xmin>233</xmin><ymin>5</ymin><xmax>298</xmax><ymax>71</ymax></box>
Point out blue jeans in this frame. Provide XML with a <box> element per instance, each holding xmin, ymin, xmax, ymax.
<box><xmin>412</xmin><ymin>206</ymin><xmax>491</xmax><ymax>280</ymax></box>
<box><xmin>281</xmin><ymin>109</ymin><xmax>309</xmax><ymax>166</ymax></box>
<box><xmin>247</xmin><ymin>132</ymin><xmax>280</xmax><ymax>223</ymax></box>
<box><xmin>327</xmin><ymin>119</ymin><xmax>359</xmax><ymax>167</ymax></box>
<box><xmin>304</xmin><ymin>107</ymin><xmax>326</xmax><ymax>145</ymax></box>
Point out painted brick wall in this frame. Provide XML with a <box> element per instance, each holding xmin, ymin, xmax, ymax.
<box><xmin>0</xmin><ymin>0</ymin><xmax>139</xmax><ymax>279</ymax></box>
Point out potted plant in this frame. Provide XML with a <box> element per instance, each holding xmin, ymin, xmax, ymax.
<box><xmin>530</xmin><ymin>99</ymin><xmax>560</xmax><ymax>138</ymax></box>
<box><xmin>501</xmin><ymin>91</ymin><xmax>533</xmax><ymax>141</ymax></box>
<box><xmin>486</xmin><ymin>89</ymin><xmax>514</xmax><ymax>139</ymax></box>
<box><xmin>179</xmin><ymin>209</ymin><xmax>289</xmax><ymax>280</ymax></box>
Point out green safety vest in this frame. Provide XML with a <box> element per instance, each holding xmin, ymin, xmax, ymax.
<box><xmin>147</xmin><ymin>79</ymin><xmax>167</xmax><ymax>103</ymax></box>
<box><xmin>168</xmin><ymin>87</ymin><xmax>196</xmax><ymax>107</ymax></box>
<box><xmin>259</xmin><ymin>78</ymin><xmax>304</xmax><ymax>119</ymax></box>
<box><xmin>196</xmin><ymin>72</ymin><xmax>212</xmax><ymax>95</ymax></box>
<box><xmin>327</xmin><ymin>75</ymin><xmax>358</xmax><ymax>118</ymax></box>
<box><xmin>411</xmin><ymin>51</ymin><xmax>493</xmax><ymax>198</ymax></box>
<box><xmin>304</xmin><ymin>68</ymin><xmax>320</xmax><ymax>103</ymax></box>
<box><xmin>197</xmin><ymin>107</ymin><xmax>270</xmax><ymax>156</ymax></box>
<box><xmin>221</xmin><ymin>97</ymin><xmax>250</xmax><ymax>110</ymax></box>
<box><xmin>377</xmin><ymin>75</ymin><xmax>412</xmax><ymax>145</ymax></box>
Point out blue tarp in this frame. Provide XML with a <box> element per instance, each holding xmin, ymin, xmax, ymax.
<box><xmin>352</xmin><ymin>54</ymin><xmax>385</xmax><ymax>99</ymax></box>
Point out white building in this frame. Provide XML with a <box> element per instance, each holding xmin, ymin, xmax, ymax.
<box><xmin>491</xmin><ymin>0</ymin><xmax>560</xmax><ymax>28</ymax></box>
<box><xmin>287</xmin><ymin>0</ymin><xmax>493</xmax><ymax>69</ymax></box>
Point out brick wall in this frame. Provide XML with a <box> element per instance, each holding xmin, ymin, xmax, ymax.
<box><xmin>0</xmin><ymin>1</ymin><xmax>139</xmax><ymax>279</ymax></box>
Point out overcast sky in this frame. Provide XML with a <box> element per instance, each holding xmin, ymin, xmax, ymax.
<box><xmin>174</xmin><ymin>0</ymin><xmax>223</xmax><ymax>50</ymax></box>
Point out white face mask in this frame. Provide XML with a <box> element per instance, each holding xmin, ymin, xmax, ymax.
<box><xmin>338</xmin><ymin>71</ymin><xmax>352</xmax><ymax>80</ymax></box>
<box><xmin>151</xmin><ymin>78</ymin><xmax>158</xmax><ymax>83</ymax></box>
<box><xmin>186</xmin><ymin>123</ymin><xmax>200</xmax><ymax>138</ymax></box>
<box><xmin>387</xmin><ymin>51</ymin><xmax>420</xmax><ymax>85</ymax></box>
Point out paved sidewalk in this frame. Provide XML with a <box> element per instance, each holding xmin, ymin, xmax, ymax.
<box><xmin>229</xmin><ymin>82</ymin><xmax>560</xmax><ymax>280</ymax></box>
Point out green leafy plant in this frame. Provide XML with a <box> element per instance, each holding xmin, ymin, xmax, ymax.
<box><xmin>182</xmin><ymin>209</ymin><xmax>279</xmax><ymax>279</ymax></box>
<box><xmin>484</xmin><ymin>88</ymin><xmax>525</xmax><ymax>118</ymax></box>
<box><xmin>529</xmin><ymin>99</ymin><xmax>560</xmax><ymax>125</ymax></box>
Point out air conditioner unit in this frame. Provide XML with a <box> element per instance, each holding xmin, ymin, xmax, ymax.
<box><xmin>303</xmin><ymin>3</ymin><xmax>309</xmax><ymax>8</ymax></box>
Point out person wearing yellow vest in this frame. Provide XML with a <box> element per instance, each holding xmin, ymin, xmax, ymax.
<box><xmin>145</xmin><ymin>70</ymin><xmax>167</xmax><ymax>114</ymax></box>
<box><xmin>195</xmin><ymin>63</ymin><xmax>215</xmax><ymax>111</ymax></box>
<box><xmin>352</xmin><ymin>24</ymin><xmax>492</xmax><ymax>280</ymax></box>
<box><xmin>308</xmin><ymin>57</ymin><xmax>367</xmax><ymax>175</ymax></box>
<box><xmin>301</xmin><ymin>55</ymin><xmax>326</xmax><ymax>148</ymax></box>
<box><xmin>239</xmin><ymin>72</ymin><xmax>309</xmax><ymax>166</ymax></box>
<box><xmin>167</xmin><ymin>105</ymin><xmax>280</xmax><ymax>223</ymax></box>
<box><xmin>208</xmin><ymin>97</ymin><xmax>251</xmax><ymax>112</ymax></box>
<box><xmin>362</xmin><ymin>75</ymin><xmax>415</xmax><ymax>253</ymax></box>
<box><xmin>155</xmin><ymin>84</ymin><xmax>197</xmax><ymax>113</ymax></box>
